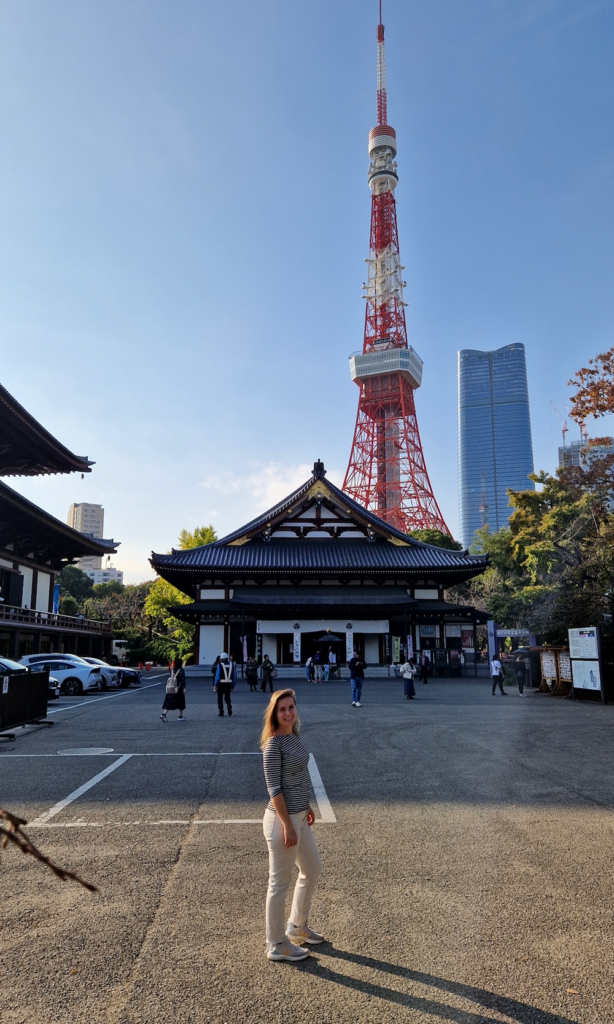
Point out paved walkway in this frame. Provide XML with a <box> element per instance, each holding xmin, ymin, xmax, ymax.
<box><xmin>1</xmin><ymin>674</ymin><xmax>612</xmax><ymax>1023</ymax></box>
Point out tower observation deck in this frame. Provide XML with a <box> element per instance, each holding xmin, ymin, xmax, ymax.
<box><xmin>343</xmin><ymin>8</ymin><xmax>449</xmax><ymax>535</ymax></box>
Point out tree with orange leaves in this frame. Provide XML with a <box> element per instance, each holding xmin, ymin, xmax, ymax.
<box><xmin>568</xmin><ymin>347</ymin><xmax>614</xmax><ymax>422</ymax></box>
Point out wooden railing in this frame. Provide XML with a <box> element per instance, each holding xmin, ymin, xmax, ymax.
<box><xmin>0</xmin><ymin>604</ymin><xmax>112</xmax><ymax>635</ymax></box>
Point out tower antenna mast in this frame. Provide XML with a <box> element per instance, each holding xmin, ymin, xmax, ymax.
<box><xmin>343</xmin><ymin>4</ymin><xmax>449</xmax><ymax>534</ymax></box>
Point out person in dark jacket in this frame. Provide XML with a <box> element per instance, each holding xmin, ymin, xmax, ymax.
<box><xmin>161</xmin><ymin>658</ymin><xmax>187</xmax><ymax>722</ymax></box>
<box><xmin>214</xmin><ymin>653</ymin><xmax>236</xmax><ymax>716</ymax></box>
<box><xmin>420</xmin><ymin>655</ymin><xmax>430</xmax><ymax>684</ymax></box>
<box><xmin>261</xmin><ymin>654</ymin><xmax>276</xmax><ymax>692</ymax></box>
<box><xmin>245</xmin><ymin>656</ymin><xmax>259</xmax><ymax>691</ymax></box>
<box><xmin>348</xmin><ymin>652</ymin><xmax>366</xmax><ymax>707</ymax></box>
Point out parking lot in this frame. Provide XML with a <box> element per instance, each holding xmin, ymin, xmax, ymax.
<box><xmin>1</xmin><ymin>672</ymin><xmax>613</xmax><ymax>1024</ymax></box>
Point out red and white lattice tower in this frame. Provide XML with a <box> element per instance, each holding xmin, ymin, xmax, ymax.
<box><xmin>343</xmin><ymin>7</ymin><xmax>449</xmax><ymax>535</ymax></box>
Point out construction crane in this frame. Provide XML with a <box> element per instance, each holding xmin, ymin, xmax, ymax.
<box><xmin>563</xmin><ymin>403</ymin><xmax>588</xmax><ymax>443</ymax></box>
<box><xmin>550</xmin><ymin>401</ymin><xmax>568</xmax><ymax>446</ymax></box>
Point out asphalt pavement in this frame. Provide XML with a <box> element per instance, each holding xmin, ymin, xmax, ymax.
<box><xmin>1</xmin><ymin>670</ymin><xmax>613</xmax><ymax>1024</ymax></box>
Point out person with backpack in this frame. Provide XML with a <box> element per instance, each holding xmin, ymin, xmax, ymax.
<box><xmin>400</xmin><ymin>656</ymin><xmax>416</xmax><ymax>699</ymax></box>
<box><xmin>245</xmin><ymin>655</ymin><xmax>259</xmax><ymax>691</ymax></box>
<box><xmin>160</xmin><ymin>658</ymin><xmax>186</xmax><ymax>722</ymax></box>
<box><xmin>260</xmin><ymin>654</ymin><xmax>276</xmax><ymax>693</ymax></box>
<box><xmin>214</xmin><ymin>652</ymin><xmax>236</xmax><ymax>716</ymax></box>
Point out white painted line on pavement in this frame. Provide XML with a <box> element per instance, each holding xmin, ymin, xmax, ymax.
<box><xmin>2</xmin><ymin>751</ymin><xmax>262</xmax><ymax>758</ymax></box>
<box><xmin>46</xmin><ymin>677</ymin><xmax>166</xmax><ymax>714</ymax></box>
<box><xmin>308</xmin><ymin>753</ymin><xmax>337</xmax><ymax>822</ymax></box>
<box><xmin>29</xmin><ymin>817</ymin><xmax>333</xmax><ymax>829</ymax></box>
<box><xmin>29</xmin><ymin>754</ymin><xmax>133</xmax><ymax>825</ymax></box>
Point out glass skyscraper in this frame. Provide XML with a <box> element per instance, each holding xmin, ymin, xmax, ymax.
<box><xmin>457</xmin><ymin>343</ymin><xmax>534</xmax><ymax>549</ymax></box>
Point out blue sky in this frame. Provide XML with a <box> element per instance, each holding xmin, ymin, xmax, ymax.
<box><xmin>3</xmin><ymin>0</ymin><xmax>614</xmax><ymax>580</ymax></box>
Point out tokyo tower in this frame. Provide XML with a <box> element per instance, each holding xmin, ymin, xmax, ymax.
<box><xmin>343</xmin><ymin>5</ymin><xmax>449</xmax><ymax>535</ymax></box>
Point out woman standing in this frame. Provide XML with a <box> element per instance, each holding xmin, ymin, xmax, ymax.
<box><xmin>261</xmin><ymin>689</ymin><xmax>324</xmax><ymax>961</ymax></box>
<box><xmin>160</xmin><ymin>658</ymin><xmax>186</xmax><ymax>722</ymax></box>
<box><xmin>400</xmin><ymin>657</ymin><xmax>416</xmax><ymax>699</ymax></box>
<box><xmin>260</xmin><ymin>654</ymin><xmax>276</xmax><ymax>693</ymax></box>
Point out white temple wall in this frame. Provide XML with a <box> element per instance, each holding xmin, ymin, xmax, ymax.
<box><xmin>364</xmin><ymin>634</ymin><xmax>380</xmax><ymax>665</ymax></box>
<box><xmin>262</xmin><ymin>633</ymin><xmax>277</xmax><ymax>661</ymax></box>
<box><xmin>199</xmin><ymin>624</ymin><xmax>224</xmax><ymax>666</ymax></box>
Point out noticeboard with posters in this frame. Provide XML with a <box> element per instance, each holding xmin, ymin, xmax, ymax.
<box><xmin>568</xmin><ymin>628</ymin><xmax>598</xmax><ymax>660</ymax></box>
<box><xmin>540</xmin><ymin>650</ymin><xmax>558</xmax><ymax>682</ymax></box>
<box><xmin>568</xmin><ymin>626</ymin><xmax>604</xmax><ymax>701</ymax></box>
<box><xmin>571</xmin><ymin>660</ymin><xmax>601</xmax><ymax>691</ymax></box>
<box><xmin>558</xmin><ymin>651</ymin><xmax>572</xmax><ymax>682</ymax></box>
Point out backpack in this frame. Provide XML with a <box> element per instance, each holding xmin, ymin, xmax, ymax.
<box><xmin>166</xmin><ymin>671</ymin><xmax>178</xmax><ymax>694</ymax></box>
<box><xmin>219</xmin><ymin>661</ymin><xmax>233</xmax><ymax>683</ymax></box>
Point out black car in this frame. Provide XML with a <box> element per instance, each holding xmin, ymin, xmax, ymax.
<box><xmin>115</xmin><ymin>668</ymin><xmax>142</xmax><ymax>688</ymax></box>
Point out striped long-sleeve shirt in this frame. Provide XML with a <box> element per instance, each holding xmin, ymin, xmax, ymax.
<box><xmin>262</xmin><ymin>732</ymin><xmax>311</xmax><ymax>815</ymax></box>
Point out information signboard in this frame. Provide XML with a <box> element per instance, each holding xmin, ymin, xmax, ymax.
<box><xmin>568</xmin><ymin>625</ymin><xmax>604</xmax><ymax>701</ymax></box>
<box><xmin>571</xmin><ymin>660</ymin><xmax>601</xmax><ymax>691</ymax></box>
<box><xmin>568</xmin><ymin>628</ymin><xmax>598</xmax><ymax>659</ymax></box>
<box><xmin>558</xmin><ymin>651</ymin><xmax>572</xmax><ymax>682</ymax></box>
<box><xmin>540</xmin><ymin>650</ymin><xmax>557</xmax><ymax>681</ymax></box>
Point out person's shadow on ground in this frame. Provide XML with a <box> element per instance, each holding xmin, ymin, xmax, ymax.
<box><xmin>294</xmin><ymin>946</ymin><xmax>579</xmax><ymax>1024</ymax></box>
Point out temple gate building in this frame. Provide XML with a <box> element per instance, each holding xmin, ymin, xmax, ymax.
<box><xmin>151</xmin><ymin>462</ymin><xmax>488</xmax><ymax>675</ymax></box>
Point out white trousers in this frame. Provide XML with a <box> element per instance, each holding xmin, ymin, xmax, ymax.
<box><xmin>263</xmin><ymin>808</ymin><xmax>322</xmax><ymax>944</ymax></box>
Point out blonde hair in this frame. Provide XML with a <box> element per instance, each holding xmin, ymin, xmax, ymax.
<box><xmin>259</xmin><ymin>689</ymin><xmax>300</xmax><ymax>750</ymax></box>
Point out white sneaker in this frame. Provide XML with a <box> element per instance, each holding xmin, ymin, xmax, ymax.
<box><xmin>355</xmin><ymin>701</ymin><xmax>361</xmax><ymax>707</ymax></box>
<box><xmin>267</xmin><ymin>939</ymin><xmax>310</xmax><ymax>961</ymax></box>
<box><xmin>287</xmin><ymin>921</ymin><xmax>325</xmax><ymax>945</ymax></box>
<box><xmin>351</xmin><ymin>701</ymin><xmax>356</xmax><ymax>706</ymax></box>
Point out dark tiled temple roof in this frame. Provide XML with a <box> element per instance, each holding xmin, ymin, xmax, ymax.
<box><xmin>153</xmin><ymin>539</ymin><xmax>482</xmax><ymax>573</ymax></box>
<box><xmin>0</xmin><ymin>383</ymin><xmax>93</xmax><ymax>477</ymax></box>
<box><xmin>151</xmin><ymin>461</ymin><xmax>487</xmax><ymax>593</ymax></box>
<box><xmin>0</xmin><ymin>480</ymin><xmax>118</xmax><ymax>569</ymax></box>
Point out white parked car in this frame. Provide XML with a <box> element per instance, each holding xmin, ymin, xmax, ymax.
<box><xmin>81</xmin><ymin>657</ymin><xmax>118</xmax><ymax>689</ymax></box>
<box><xmin>20</xmin><ymin>653</ymin><xmax>89</xmax><ymax>668</ymax></box>
<box><xmin>23</xmin><ymin>658</ymin><xmax>103</xmax><ymax>696</ymax></box>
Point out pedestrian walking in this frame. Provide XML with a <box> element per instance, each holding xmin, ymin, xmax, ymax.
<box><xmin>491</xmin><ymin>654</ymin><xmax>507</xmax><ymax>695</ymax></box>
<box><xmin>261</xmin><ymin>654</ymin><xmax>276</xmax><ymax>693</ymax></box>
<box><xmin>304</xmin><ymin>656</ymin><xmax>313</xmax><ymax>683</ymax></box>
<box><xmin>515</xmin><ymin>657</ymin><xmax>527</xmax><ymax>696</ymax></box>
<box><xmin>313</xmin><ymin>651</ymin><xmax>322</xmax><ymax>683</ymax></box>
<box><xmin>211</xmin><ymin>655</ymin><xmax>221</xmax><ymax>689</ymax></box>
<box><xmin>245</xmin><ymin>656</ymin><xmax>259</xmax><ymax>691</ymax></box>
<box><xmin>160</xmin><ymin>658</ymin><xmax>187</xmax><ymax>722</ymax></box>
<box><xmin>400</xmin><ymin>657</ymin><xmax>416</xmax><ymax>699</ymax></box>
<box><xmin>348</xmin><ymin>650</ymin><xmax>366</xmax><ymax>707</ymax></box>
<box><xmin>214</xmin><ymin>652</ymin><xmax>236</xmax><ymax>716</ymax></box>
<box><xmin>419</xmin><ymin>656</ymin><xmax>430</xmax><ymax>685</ymax></box>
<box><xmin>261</xmin><ymin>688</ymin><xmax>324</xmax><ymax>962</ymax></box>
<box><xmin>328</xmin><ymin>646</ymin><xmax>337</xmax><ymax>679</ymax></box>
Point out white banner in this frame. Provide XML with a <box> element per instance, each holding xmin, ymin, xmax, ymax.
<box><xmin>293</xmin><ymin>632</ymin><xmax>301</xmax><ymax>663</ymax></box>
<box><xmin>345</xmin><ymin>631</ymin><xmax>354</xmax><ymax>662</ymax></box>
<box><xmin>406</xmin><ymin>634</ymin><xmax>413</xmax><ymax>660</ymax></box>
<box><xmin>256</xmin><ymin>619</ymin><xmax>389</xmax><ymax>634</ymax></box>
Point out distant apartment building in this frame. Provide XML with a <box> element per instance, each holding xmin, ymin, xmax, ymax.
<box><xmin>67</xmin><ymin>502</ymin><xmax>104</xmax><ymax>570</ymax></box>
<box><xmin>84</xmin><ymin>566</ymin><xmax>124</xmax><ymax>586</ymax></box>
<box><xmin>558</xmin><ymin>437</ymin><xmax>614</xmax><ymax>471</ymax></box>
<box><xmin>458</xmin><ymin>343</ymin><xmax>534</xmax><ymax>549</ymax></box>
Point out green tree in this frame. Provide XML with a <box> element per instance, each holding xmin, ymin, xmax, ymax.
<box><xmin>59</xmin><ymin>595</ymin><xmax>80</xmax><ymax>616</ymax></box>
<box><xmin>144</xmin><ymin>525</ymin><xmax>218</xmax><ymax>661</ymax></box>
<box><xmin>177</xmin><ymin>525</ymin><xmax>217</xmax><ymax>549</ymax></box>
<box><xmin>408</xmin><ymin>529</ymin><xmax>463</xmax><ymax>550</ymax></box>
<box><xmin>57</xmin><ymin>566</ymin><xmax>94</xmax><ymax>604</ymax></box>
<box><xmin>92</xmin><ymin>580</ymin><xmax>125</xmax><ymax>598</ymax></box>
